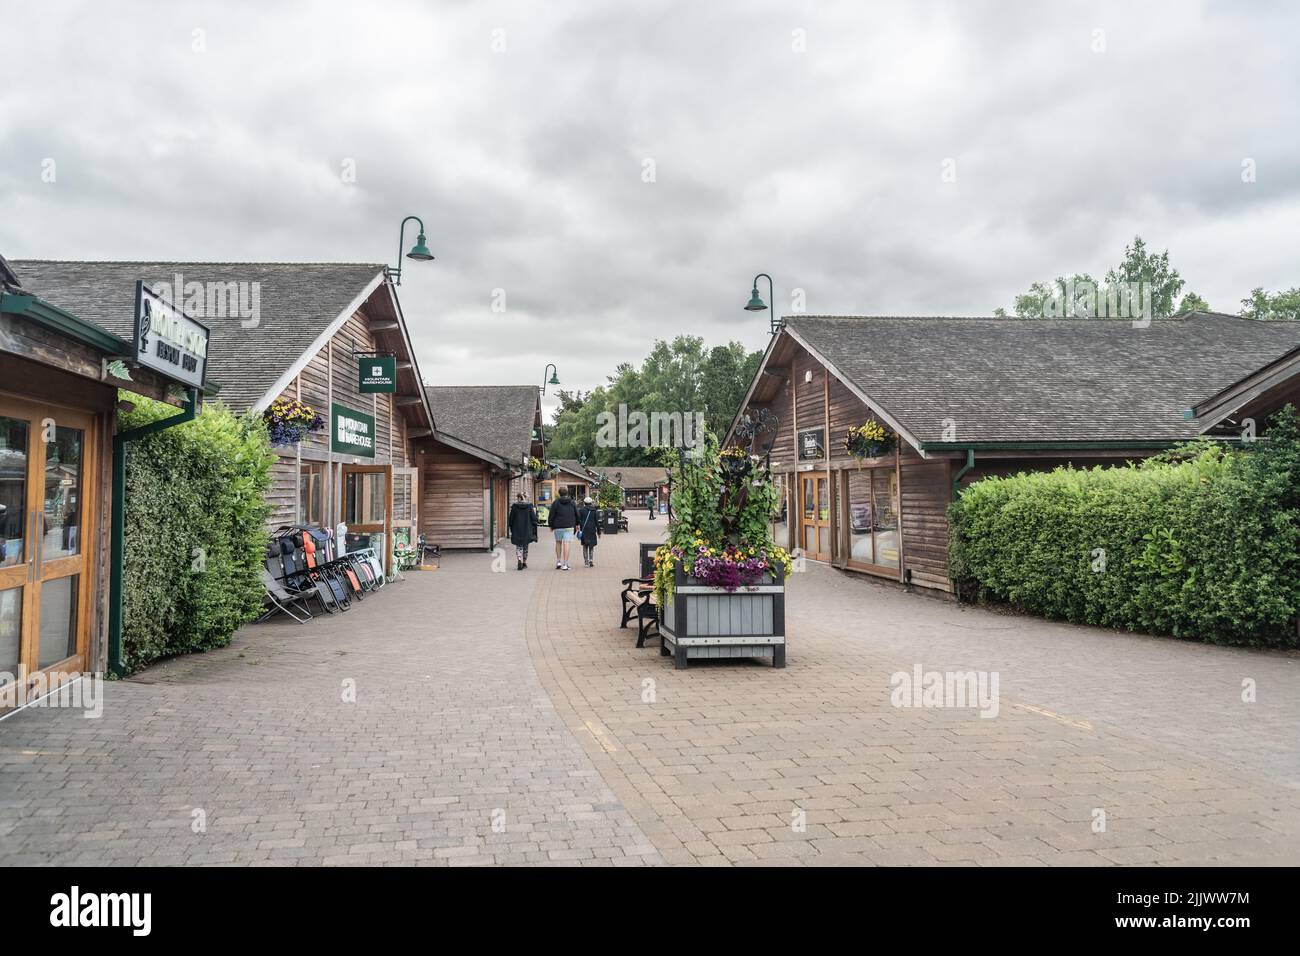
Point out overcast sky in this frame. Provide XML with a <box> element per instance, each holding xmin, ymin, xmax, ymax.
<box><xmin>3</xmin><ymin>0</ymin><xmax>1298</xmax><ymax>418</ymax></box>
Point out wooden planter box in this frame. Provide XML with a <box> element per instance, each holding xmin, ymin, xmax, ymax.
<box><xmin>660</xmin><ymin>561</ymin><xmax>786</xmax><ymax>669</ymax></box>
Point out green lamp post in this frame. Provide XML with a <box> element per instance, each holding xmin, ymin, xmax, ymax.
<box><xmin>744</xmin><ymin>272</ymin><xmax>781</xmax><ymax>334</ymax></box>
<box><xmin>542</xmin><ymin>363</ymin><xmax>559</xmax><ymax>394</ymax></box>
<box><xmin>390</xmin><ymin>215</ymin><xmax>435</xmax><ymax>286</ymax></box>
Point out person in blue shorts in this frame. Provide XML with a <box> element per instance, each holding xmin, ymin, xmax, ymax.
<box><xmin>548</xmin><ymin>490</ymin><xmax>579</xmax><ymax>570</ymax></box>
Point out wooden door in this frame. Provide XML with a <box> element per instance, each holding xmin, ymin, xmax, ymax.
<box><xmin>799</xmin><ymin>472</ymin><xmax>831</xmax><ymax>562</ymax></box>
<box><xmin>0</xmin><ymin>397</ymin><xmax>95</xmax><ymax>707</ymax></box>
<box><xmin>391</xmin><ymin>465</ymin><xmax>418</xmax><ymax>559</ymax></box>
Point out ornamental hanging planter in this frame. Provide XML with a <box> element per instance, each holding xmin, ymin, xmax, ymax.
<box><xmin>264</xmin><ymin>397</ymin><xmax>325</xmax><ymax>447</ymax></box>
<box><xmin>844</xmin><ymin>419</ymin><xmax>896</xmax><ymax>460</ymax></box>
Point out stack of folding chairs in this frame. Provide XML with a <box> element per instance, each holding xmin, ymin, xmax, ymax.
<box><xmin>258</xmin><ymin>525</ymin><xmax>389</xmax><ymax>623</ymax></box>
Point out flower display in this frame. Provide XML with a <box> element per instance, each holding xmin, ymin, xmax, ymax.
<box><xmin>844</xmin><ymin>419</ymin><xmax>895</xmax><ymax>459</ymax></box>
<box><xmin>263</xmin><ymin>397</ymin><xmax>324</xmax><ymax>446</ymax></box>
<box><xmin>653</xmin><ymin>435</ymin><xmax>790</xmax><ymax>608</ymax></box>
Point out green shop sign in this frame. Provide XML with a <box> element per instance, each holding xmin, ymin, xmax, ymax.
<box><xmin>359</xmin><ymin>355</ymin><xmax>397</xmax><ymax>393</ymax></box>
<box><xmin>331</xmin><ymin>403</ymin><xmax>375</xmax><ymax>458</ymax></box>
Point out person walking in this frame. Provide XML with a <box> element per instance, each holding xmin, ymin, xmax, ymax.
<box><xmin>576</xmin><ymin>495</ymin><xmax>601</xmax><ymax>567</ymax></box>
<box><xmin>548</xmin><ymin>489</ymin><xmax>579</xmax><ymax>570</ymax></box>
<box><xmin>507</xmin><ymin>493</ymin><xmax>538</xmax><ymax>570</ymax></box>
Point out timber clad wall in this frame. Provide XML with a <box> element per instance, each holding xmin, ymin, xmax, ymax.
<box><xmin>419</xmin><ymin>441</ymin><xmax>487</xmax><ymax>549</ymax></box>
<box><xmin>264</xmin><ymin>308</ymin><xmax>414</xmax><ymax>529</ymax></box>
<box><xmin>899</xmin><ymin>446</ymin><xmax>952</xmax><ymax>592</ymax></box>
<box><xmin>739</xmin><ymin>337</ymin><xmax>960</xmax><ymax>593</ymax></box>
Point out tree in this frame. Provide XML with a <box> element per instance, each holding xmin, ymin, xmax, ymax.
<box><xmin>1008</xmin><ymin>236</ymin><xmax>1184</xmax><ymax>318</ymax></box>
<box><xmin>546</xmin><ymin>335</ymin><xmax>762</xmax><ymax>466</ymax></box>
<box><xmin>1104</xmin><ymin>236</ymin><xmax>1184</xmax><ymax>318</ymax></box>
<box><xmin>1240</xmin><ymin>287</ymin><xmax>1300</xmax><ymax>321</ymax></box>
<box><xmin>1177</xmin><ymin>291</ymin><xmax>1210</xmax><ymax>313</ymax></box>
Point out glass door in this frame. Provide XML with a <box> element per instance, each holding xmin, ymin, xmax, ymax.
<box><xmin>799</xmin><ymin>472</ymin><xmax>831</xmax><ymax>562</ymax></box>
<box><xmin>391</xmin><ymin>466</ymin><xmax>418</xmax><ymax>557</ymax></box>
<box><xmin>341</xmin><ymin>464</ymin><xmax>391</xmax><ymax>572</ymax></box>
<box><xmin>0</xmin><ymin>397</ymin><xmax>94</xmax><ymax>707</ymax></box>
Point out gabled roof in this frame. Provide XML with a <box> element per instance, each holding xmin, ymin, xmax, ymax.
<box><xmin>1190</xmin><ymin>343</ymin><xmax>1300</xmax><ymax>434</ymax></box>
<box><xmin>11</xmin><ymin>260</ymin><xmax>392</xmax><ymax>412</ymax></box>
<box><xmin>424</xmin><ymin>385</ymin><xmax>539</xmax><ymax>465</ymax></box>
<box><xmin>760</xmin><ymin>313</ymin><xmax>1300</xmax><ymax>448</ymax></box>
<box><xmin>551</xmin><ymin>461</ymin><xmax>667</xmax><ymax>488</ymax></box>
<box><xmin>609</xmin><ymin>465</ymin><xmax>670</xmax><ymax>488</ymax></box>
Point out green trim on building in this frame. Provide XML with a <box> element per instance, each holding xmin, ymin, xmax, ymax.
<box><xmin>0</xmin><ymin>291</ymin><xmax>130</xmax><ymax>355</ymax></box>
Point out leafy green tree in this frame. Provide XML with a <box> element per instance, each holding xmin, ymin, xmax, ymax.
<box><xmin>1104</xmin><ymin>236</ymin><xmax>1184</xmax><ymax>318</ymax></box>
<box><xmin>1239</xmin><ymin>287</ymin><xmax>1300</xmax><ymax>321</ymax></box>
<box><xmin>546</xmin><ymin>336</ymin><xmax>761</xmax><ymax>466</ymax></box>
<box><xmin>1009</xmin><ymin>236</ymin><xmax>1184</xmax><ymax>318</ymax></box>
<box><xmin>1177</xmin><ymin>291</ymin><xmax>1210</xmax><ymax>313</ymax></box>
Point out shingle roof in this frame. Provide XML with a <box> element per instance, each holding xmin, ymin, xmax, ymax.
<box><xmin>784</xmin><ymin>313</ymin><xmax>1300</xmax><ymax>444</ymax></box>
<box><xmin>552</xmin><ymin>461</ymin><xmax>668</xmax><ymax>488</ymax></box>
<box><xmin>424</xmin><ymin>385</ymin><xmax>539</xmax><ymax>463</ymax></box>
<box><xmin>11</xmin><ymin>260</ymin><xmax>385</xmax><ymax>411</ymax></box>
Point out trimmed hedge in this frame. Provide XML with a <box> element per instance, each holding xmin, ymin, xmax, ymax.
<box><xmin>120</xmin><ymin>396</ymin><xmax>275</xmax><ymax>673</ymax></box>
<box><xmin>949</xmin><ymin>410</ymin><xmax>1300</xmax><ymax>647</ymax></box>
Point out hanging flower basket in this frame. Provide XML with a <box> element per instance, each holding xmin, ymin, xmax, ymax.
<box><xmin>844</xmin><ymin>420</ymin><xmax>896</xmax><ymax>460</ymax></box>
<box><xmin>264</xmin><ymin>398</ymin><xmax>324</xmax><ymax>447</ymax></box>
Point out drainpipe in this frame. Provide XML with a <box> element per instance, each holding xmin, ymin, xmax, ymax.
<box><xmin>952</xmin><ymin>447</ymin><xmax>976</xmax><ymax>499</ymax></box>
<box><xmin>107</xmin><ymin>389</ymin><xmax>198</xmax><ymax>678</ymax></box>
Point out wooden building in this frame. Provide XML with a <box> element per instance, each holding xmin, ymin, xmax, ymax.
<box><xmin>14</xmin><ymin>260</ymin><xmax>437</xmax><ymax>570</ymax></box>
<box><xmin>1</xmin><ymin>257</ymin><xmax>191</xmax><ymax>695</ymax></box>
<box><xmin>540</xmin><ymin>460</ymin><xmax>598</xmax><ymax>508</ymax></box>
<box><xmin>727</xmin><ymin>313</ymin><xmax>1300</xmax><ymax>594</ymax></box>
<box><xmin>420</xmin><ymin>386</ymin><xmax>544</xmax><ymax>549</ymax></box>
<box><xmin>611</xmin><ymin>465</ymin><xmax>670</xmax><ymax>509</ymax></box>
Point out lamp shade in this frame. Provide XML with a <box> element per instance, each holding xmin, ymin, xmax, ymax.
<box><xmin>406</xmin><ymin>233</ymin><xmax>435</xmax><ymax>261</ymax></box>
<box><xmin>548</xmin><ymin>370</ymin><xmax>560</xmax><ymax>385</ymax></box>
<box><xmin>744</xmin><ymin>287</ymin><xmax>767</xmax><ymax>311</ymax></box>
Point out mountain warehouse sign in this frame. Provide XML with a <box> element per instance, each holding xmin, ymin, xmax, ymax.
<box><xmin>133</xmin><ymin>281</ymin><xmax>210</xmax><ymax>389</ymax></box>
<box><xmin>331</xmin><ymin>403</ymin><xmax>375</xmax><ymax>458</ymax></box>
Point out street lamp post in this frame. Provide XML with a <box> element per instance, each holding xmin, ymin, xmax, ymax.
<box><xmin>389</xmin><ymin>215</ymin><xmax>435</xmax><ymax>286</ymax></box>
<box><xmin>744</xmin><ymin>273</ymin><xmax>781</xmax><ymax>334</ymax></box>
<box><xmin>537</xmin><ymin>364</ymin><xmax>560</xmax><ymax>448</ymax></box>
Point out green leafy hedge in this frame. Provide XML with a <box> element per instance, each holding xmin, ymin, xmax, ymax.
<box><xmin>120</xmin><ymin>396</ymin><xmax>275</xmax><ymax>673</ymax></box>
<box><xmin>949</xmin><ymin>410</ymin><xmax>1300</xmax><ymax>647</ymax></box>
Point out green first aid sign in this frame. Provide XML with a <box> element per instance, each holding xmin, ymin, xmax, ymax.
<box><xmin>331</xmin><ymin>403</ymin><xmax>375</xmax><ymax>458</ymax></box>
<box><xmin>359</xmin><ymin>356</ymin><xmax>397</xmax><ymax>393</ymax></box>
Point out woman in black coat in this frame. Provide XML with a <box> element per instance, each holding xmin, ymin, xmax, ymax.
<box><xmin>507</xmin><ymin>493</ymin><xmax>539</xmax><ymax>570</ymax></box>
<box><xmin>576</xmin><ymin>496</ymin><xmax>602</xmax><ymax>568</ymax></box>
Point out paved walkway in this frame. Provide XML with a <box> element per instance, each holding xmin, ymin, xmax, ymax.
<box><xmin>0</xmin><ymin>547</ymin><xmax>659</xmax><ymax>866</ymax></box>
<box><xmin>2</xmin><ymin>512</ymin><xmax>1298</xmax><ymax>865</ymax></box>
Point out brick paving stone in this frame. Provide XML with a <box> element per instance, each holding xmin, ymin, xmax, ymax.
<box><xmin>0</xmin><ymin>550</ymin><xmax>660</xmax><ymax>866</ymax></box>
<box><xmin>5</xmin><ymin>513</ymin><xmax>1300</xmax><ymax>867</ymax></box>
<box><xmin>526</xmin><ymin>513</ymin><xmax>1300</xmax><ymax>867</ymax></box>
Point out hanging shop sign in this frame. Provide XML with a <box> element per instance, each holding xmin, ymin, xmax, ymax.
<box><xmin>331</xmin><ymin>403</ymin><xmax>375</xmax><ymax>458</ymax></box>
<box><xmin>358</xmin><ymin>354</ymin><xmax>397</xmax><ymax>393</ymax></box>
<box><xmin>798</xmin><ymin>427</ymin><xmax>825</xmax><ymax>461</ymax></box>
<box><xmin>133</xmin><ymin>281</ymin><xmax>209</xmax><ymax>389</ymax></box>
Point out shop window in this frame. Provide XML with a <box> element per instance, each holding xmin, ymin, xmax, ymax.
<box><xmin>0</xmin><ymin>417</ymin><xmax>28</xmax><ymax>569</ymax></box>
<box><xmin>299</xmin><ymin>463</ymin><xmax>325</xmax><ymax>527</ymax></box>
<box><xmin>43</xmin><ymin>425</ymin><xmax>82</xmax><ymax>559</ymax></box>
<box><xmin>847</xmin><ymin>467</ymin><xmax>899</xmax><ymax>570</ymax></box>
<box><xmin>344</xmin><ymin>472</ymin><xmax>387</xmax><ymax>526</ymax></box>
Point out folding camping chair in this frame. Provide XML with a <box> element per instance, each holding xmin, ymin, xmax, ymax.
<box><xmin>257</xmin><ymin>568</ymin><xmax>315</xmax><ymax>623</ymax></box>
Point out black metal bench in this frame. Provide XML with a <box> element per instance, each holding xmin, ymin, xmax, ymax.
<box><xmin>620</xmin><ymin>576</ymin><xmax>660</xmax><ymax>647</ymax></box>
